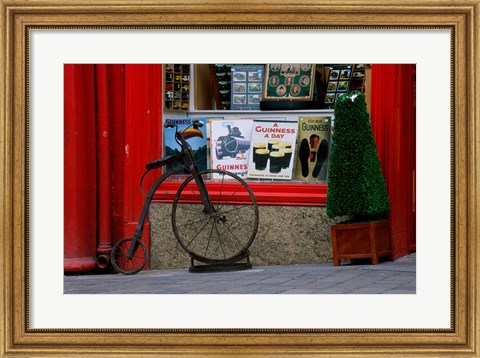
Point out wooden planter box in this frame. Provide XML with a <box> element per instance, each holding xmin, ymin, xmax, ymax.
<box><xmin>331</xmin><ymin>220</ymin><xmax>392</xmax><ymax>266</ymax></box>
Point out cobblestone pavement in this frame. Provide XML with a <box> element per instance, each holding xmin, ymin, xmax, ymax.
<box><xmin>64</xmin><ymin>253</ymin><xmax>416</xmax><ymax>294</ymax></box>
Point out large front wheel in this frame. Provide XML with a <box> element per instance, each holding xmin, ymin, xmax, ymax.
<box><xmin>172</xmin><ymin>169</ymin><xmax>259</xmax><ymax>264</ymax></box>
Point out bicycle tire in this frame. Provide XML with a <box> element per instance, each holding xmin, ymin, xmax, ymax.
<box><xmin>172</xmin><ymin>169</ymin><xmax>259</xmax><ymax>264</ymax></box>
<box><xmin>111</xmin><ymin>237</ymin><xmax>148</xmax><ymax>275</ymax></box>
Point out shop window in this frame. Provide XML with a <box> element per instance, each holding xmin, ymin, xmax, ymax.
<box><xmin>156</xmin><ymin>64</ymin><xmax>368</xmax><ymax>206</ymax></box>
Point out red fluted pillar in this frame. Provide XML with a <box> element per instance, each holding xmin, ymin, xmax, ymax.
<box><xmin>95</xmin><ymin>65</ymin><xmax>114</xmax><ymax>268</ymax></box>
<box><xmin>64</xmin><ymin>64</ymin><xmax>162</xmax><ymax>273</ymax></box>
<box><xmin>370</xmin><ymin>64</ymin><xmax>416</xmax><ymax>259</ymax></box>
<box><xmin>110</xmin><ymin>65</ymin><xmax>127</xmax><ymax>251</ymax></box>
<box><xmin>64</xmin><ymin>64</ymin><xmax>97</xmax><ymax>273</ymax></box>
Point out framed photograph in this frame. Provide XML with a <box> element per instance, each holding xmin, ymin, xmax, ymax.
<box><xmin>263</xmin><ymin>63</ymin><xmax>316</xmax><ymax>100</ymax></box>
<box><xmin>248</xmin><ymin>82</ymin><xmax>262</xmax><ymax>93</ymax></box>
<box><xmin>353</xmin><ymin>70</ymin><xmax>365</xmax><ymax>78</ymax></box>
<box><xmin>325</xmin><ymin>93</ymin><xmax>336</xmax><ymax>104</ymax></box>
<box><xmin>232</xmin><ymin>82</ymin><xmax>247</xmax><ymax>93</ymax></box>
<box><xmin>2</xmin><ymin>0</ymin><xmax>479</xmax><ymax>357</ymax></box>
<box><xmin>339</xmin><ymin>68</ymin><xmax>351</xmax><ymax>80</ymax></box>
<box><xmin>327</xmin><ymin>81</ymin><xmax>338</xmax><ymax>92</ymax></box>
<box><xmin>231</xmin><ymin>64</ymin><xmax>264</xmax><ymax>110</ymax></box>
<box><xmin>248</xmin><ymin>94</ymin><xmax>261</xmax><ymax>104</ymax></box>
<box><xmin>329</xmin><ymin>69</ymin><xmax>340</xmax><ymax>80</ymax></box>
<box><xmin>232</xmin><ymin>94</ymin><xmax>247</xmax><ymax>104</ymax></box>
<box><xmin>337</xmin><ymin>80</ymin><xmax>349</xmax><ymax>92</ymax></box>
<box><xmin>232</xmin><ymin>71</ymin><xmax>247</xmax><ymax>81</ymax></box>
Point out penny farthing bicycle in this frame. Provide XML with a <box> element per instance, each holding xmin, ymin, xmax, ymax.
<box><xmin>111</xmin><ymin>119</ymin><xmax>259</xmax><ymax>274</ymax></box>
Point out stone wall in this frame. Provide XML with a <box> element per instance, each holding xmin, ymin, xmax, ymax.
<box><xmin>149</xmin><ymin>203</ymin><xmax>346</xmax><ymax>270</ymax></box>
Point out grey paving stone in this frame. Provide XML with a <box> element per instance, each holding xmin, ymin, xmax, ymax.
<box><xmin>308</xmin><ymin>286</ymin><xmax>352</xmax><ymax>294</ymax></box>
<box><xmin>347</xmin><ymin>285</ymin><xmax>398</xmax><ymax>294</ymax></box>
<box><xmin>281</xmin><ymin>288</ymin><xmax>327</xmax><ymax>294</ymax></box>
<box><xmin>64</xmin><ymin>253</ymin><xmax>416</xmax><ymax>295</ymax></box>
<box><xmin>383</xmin><ymin>285</ymin><xmax>417</xmax><ymax>294</ymax></box>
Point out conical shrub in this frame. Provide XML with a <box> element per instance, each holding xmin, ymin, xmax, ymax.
<box><xmin>326</xmin><ymin>92</ymin><xmax>390</xmax><ymax>219</ymax></box>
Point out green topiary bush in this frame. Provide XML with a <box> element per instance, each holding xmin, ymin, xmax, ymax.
<box><xmin>326</xmin><ymin>92</ymin><xmax>390</xmax><ymax>220</ymax></box>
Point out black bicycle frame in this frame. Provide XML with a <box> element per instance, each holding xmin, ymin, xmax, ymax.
<box><xmin>126</xmin><ymin>134</ymin><xmax>215</xmax><ymax>258</ymax></box>
<box><xmin>174</xmin><ymin>131</ymin><xmax>216</xmax><ymax>214</ymax></box>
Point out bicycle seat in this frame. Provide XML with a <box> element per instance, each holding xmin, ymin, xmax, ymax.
<box><xmin>146</xmin><ymin>155</ymin><xmax>179</xmax><ymax>170</ymax></box>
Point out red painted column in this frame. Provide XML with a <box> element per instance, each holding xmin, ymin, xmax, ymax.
<box><xmin>370</xmin><ymin>64</ymin><xmax>416</xmax><ymax>259</ymax></box>
<box><xmin>64</xmin><ymin>64</ymin><xmax>163</xmax><ymax>272</ymax></box>
<box><xmin>64</xmin><ymin>64</ymin><xmax>97</xmax><ymax>272</ymax></box>
<box><xmin>110</xmin><ymin>65</ymin><xmax>127</xmax><ymax>248</ymax></box>
<box><xmin>95</xmin><ymin>65</ymin><xmax>114</xmax><ymax>268</ymax></box>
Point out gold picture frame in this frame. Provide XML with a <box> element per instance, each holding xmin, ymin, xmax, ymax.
<box><xmin>1</xmin><ymin>0</ymin><xmax>479</xmax><ymax>356</ymax></box>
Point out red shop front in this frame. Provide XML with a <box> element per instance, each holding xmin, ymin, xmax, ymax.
<box><xmin>64</xmin><ymin>64</ymin><xmax>416</xmax><ymax>273</ymax></box>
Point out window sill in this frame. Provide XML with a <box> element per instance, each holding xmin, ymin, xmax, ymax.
<box><xmin>153</xmin><ymin>181</ymin><xmax>328</xmax><ymax>207</ymax></box>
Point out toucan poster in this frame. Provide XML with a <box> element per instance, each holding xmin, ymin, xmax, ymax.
<box><xmin>164</xmin><ymin>117</ymin><xmax>208</xmax><ymax>173</ymax></box>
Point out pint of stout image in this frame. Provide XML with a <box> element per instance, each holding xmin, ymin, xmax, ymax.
<box><xmin>280</xmin><ymin>148</ymin><xmax>293</xmax><ymax>169</ymax></box>
<box><xmin>267</xmin><ymin>139</ymin><xmax>280</xmax><ymax>152</ymax></box>
<box><xmin>252</xmin><ymin>142</ymin><xmax>267</xmax><ymax>163</ymax></box>
<box><xmin>255</xmin><ymin>149</ymin><xmax>270</xmax><ymax>171</ymax></box>
<box><xmin>271</xmin><ymin>144</ymin><xmax>282</xmax><ymax>152</ymax></box>
<box><xmin>279</xmin><ymin>141</ymin><xmax>292</xmax><ymax>149</ymax></box>
<box><xmin>269</xmin><ymin>151</ymin><xmax>285</xmax><ymax>173</ymax></box>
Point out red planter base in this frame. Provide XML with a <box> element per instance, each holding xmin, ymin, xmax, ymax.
<box><xmin>331</xmin><ymin>220</ymin><xmax>392</xmax><ymax>266</ymax></box>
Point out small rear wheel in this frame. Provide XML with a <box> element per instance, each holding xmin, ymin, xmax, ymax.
<box><xmin>111</xmin><ymin>238</ymin><xmax>148</xmax><ymax>275</ymax></box>
<box><xmin>172</xmin><ymin>169</ymin><xmax>259</xmax><ymax>264</ymax></box>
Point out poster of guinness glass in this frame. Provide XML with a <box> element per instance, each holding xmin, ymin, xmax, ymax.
<box><xmin>262</xmin><ymin>64</ymin><xmax>316</xmax><ymax>101</ymax></box>
<box><xmin>247</xmin><ymin>119</ymin><xmax>298</xmax><ymax>180</ymax></box>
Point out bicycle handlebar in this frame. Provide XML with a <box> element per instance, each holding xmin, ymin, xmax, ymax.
<box><xmin>141</xmin><ymin>119</ymin><xmax>203</xmax><ymax>196</ymax></box>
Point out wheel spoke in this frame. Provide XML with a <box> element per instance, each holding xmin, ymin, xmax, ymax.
<box><xmin>214</xmin><ymin>173</ymin><xmax>226</xmax><ymax>212</ymax></box>
<box><xmin>221</xmin><ymin>218</ymin><xmax>253</xmax><ymax>226</ymax></box>
<box><xmin>218</xmin><ymin>220</ymin><xmax>244</xmax><ymax>248</ymax></box>
<box><xmin>175</xmin><ymin>216</ymin><xmax>210</xmax><ymax>227</ymax></box>
<box><xmin>186</xmin><ymin>183</ymin><xmax>200</xmax><ymax>199</ymax></box>
<box><xmin>174</xmin><ymin>202</ymin><xmax>202</xmax><ymax>209</ymax></box>
<box><xmin>185</xmin><ymin>217</ymin><xmax>213</xmax><ymax>248</ymax></box>
<box><xmin>204</xmin><ymin>219</ymin><xmax>216</xmax><ymax>257</ymax></box>
<box><xmin>216</xmin><ymin>184</ymin><xmax>248</xmax><ymax>211</ymax></box>
<box><xmin>214</xmin><ymin>222</ymin><xmax>227</xmax><ymax>259</ymax></box>
<box><xmin>217</xmin><ymin>205</ymin><xmax>253</xmax><ymax>215</ymax></box>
